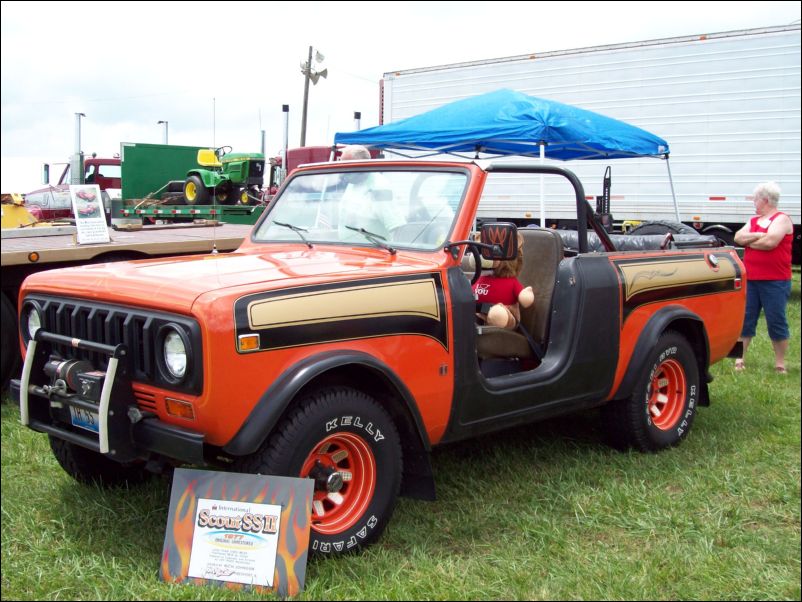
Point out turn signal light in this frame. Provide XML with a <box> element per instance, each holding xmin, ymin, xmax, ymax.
<box><xmin>165</xmin><ymin>397</ymin><xmax>195</xmax><ymax>420</ymax></box>
<box><xmin>238</xmin><ymin>334</ymin><xmax>260</xmax><ymax>352</ymax></box>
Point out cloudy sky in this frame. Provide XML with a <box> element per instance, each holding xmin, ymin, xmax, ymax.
<box><xmin>1</xmin><ymin>0</ymin><xmax>799</xmax><ymax>193</ymax></box>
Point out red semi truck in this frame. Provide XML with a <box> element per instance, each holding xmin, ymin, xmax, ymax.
<box><xmin>24</xmin><ymin>156</ymin><xmax>121</xmax><ymax>220</ymax></box>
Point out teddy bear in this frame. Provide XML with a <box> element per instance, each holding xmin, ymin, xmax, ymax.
<box><xmin>472</xmin><ymin>234</ymin><xmax>535</xmax><ymax>329</ymax></box>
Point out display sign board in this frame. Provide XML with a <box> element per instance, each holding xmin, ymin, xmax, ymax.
<box><xmin>69</xmin><ymin>184</ymin><xmax>110</xmax><ymax>244</ymax></box>
<box><xmin>160</xmin><ymin>468</ymin><xmax>314</xmax><ymax>597</ymax></box>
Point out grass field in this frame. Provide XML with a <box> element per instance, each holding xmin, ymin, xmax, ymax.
<box><xmin>2</xmin><ymin>271</ymin><xmax>799</xmax><ymax>600</ymax></box>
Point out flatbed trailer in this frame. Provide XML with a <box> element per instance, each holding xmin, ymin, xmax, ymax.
<box><xmin>1</xmin><ymin>222</ymin><xmax>254</xmax><ymax>388</ymax></box>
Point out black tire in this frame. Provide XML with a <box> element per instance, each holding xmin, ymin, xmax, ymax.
<box><xmin>214</xmin><ymin>184</ymin><xmax>234</xmax><ymax>204</ymax></box>
<box><xmin>234</xmin><ymin>387</ymin><xmax>402</xmax><ymax>555</ymax></box>
<box><xmin>215</xmin><ymin>184</ymin><xmax>242</xmax><ymax>205</ymax></box>
<box><xmin>629</xmin><ymin>220</ymin><xmax>699</xmax><ymax>236</ymax></box>
<box><xmin>603</xmin><ymin>331</ymin><xmax>700</xmax><ymax>452</ymax></box>
<box><xmin>226</xmin><ymin>186</ymin><xmax>244</xmax><ymax>205</ymax></box>
<box><xmin>184</xmin><ymin>175</ymin><xmax>209</xmax><ymax>205</ymax></box>
<box><xmin>1</xmin><ymin>292</ymin><xmax>19</xmax><ymax>392</ymax></box>
<box><xmin>247</xmin><ymin>186</ymin><xmax>262</xmax><ymax>204</ymax></box>
<box><xmin>706</xmin><ymin>229</ymin><xmax>735</xmax><ymax>247</ymax></box>
<box><xmin>166</xmin><ymin>180</ymin><xmax>186</xmax><ymax>193</ymax></box>
<box><xmin>160</xmin><ymin>191</ymin><xmax>186</xmax><ymax>205</ymax></box>
<box><xmin>49</xmin><ymin>436</ymin><xmax>151</xmax><ymax>487</ymax></box>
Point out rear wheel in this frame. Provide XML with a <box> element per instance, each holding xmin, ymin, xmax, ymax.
<box><xmin>214</xmin><ymin>184</ymin><xmax>234</xmax><ymax>204</ymax></box>
<box><xmin>234</xmin><ymin>387</ymin><xmax>402</xmax><ymax>555</ymax></box>
<box><xmin>49</xmin><ymin>437</ymin><xmax>151</xmax><ymax>487</ymax></box>
<box><xmin>227</xmin><ymin>186</ymin><xmax>245</xmax><ymax>205</ymax></box>
<box><xmin>603</xmin><ymin>331</ymin><xmax>699</xmax><ymax>452</ymax></box>
<box><xmin>184</xmin><ymin>175</ymin><xmax>209</xmax><ymax>205</ymax></box>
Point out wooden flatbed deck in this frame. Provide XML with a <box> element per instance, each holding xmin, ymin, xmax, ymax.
<box><xmin>1</xmin><ymin>222</ymin><xmax>253</xmax><ymax>267</ymax></box>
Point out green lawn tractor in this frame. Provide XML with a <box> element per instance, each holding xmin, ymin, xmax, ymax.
<box><xmin>184</xmin><ymin>146</ymin><xmax>265</xmax><ymax>205</ymax></box>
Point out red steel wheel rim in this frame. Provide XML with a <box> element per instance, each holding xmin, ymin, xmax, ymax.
<box><xmin>301</xmin><ymin>432</ymin><xmax>377</xmax><ymax>535</ymax></box>
<box><xmin>648</xmin><ymin>358</ymin><xmax>687</xmax><ymax>430</ymax></box>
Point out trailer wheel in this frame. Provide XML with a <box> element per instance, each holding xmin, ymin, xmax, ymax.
<box><xmin>1</xmin><ymin>292</ymin><xmax>19</xmax><ymax>392</ymax></box>
<box><xmin>629</xmin><ymin>220</ymin><xmax>699</xmax><ymax>236</ymax></box>
<box><xmin>184</xmin><ymin>175</ymin><xmax>209</xmax><ymax>205</ymax></box>
<box><xmin>603</xmin><ymin>330</ymin><xmax>699</xmax><ymax>452</ymax></box>
<box><xmin>49</xmin><ymin>436</ymin><xmax>151</xmax><ymax>487</ymax></box>
<box><xmin>234</xmin><ymin>386</ymin><xmax>402</xmax><ymax>555</ymax></box>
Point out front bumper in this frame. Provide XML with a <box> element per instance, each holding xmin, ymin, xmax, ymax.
<box><xmin>14</xmin><ymin>329</ymin><xmax>205</xmax><ymax>465</ymax></box>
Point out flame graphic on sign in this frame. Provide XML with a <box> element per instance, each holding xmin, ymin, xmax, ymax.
<box><xmin>160</xmin><ymin>470</ymin><xmax>313</xmax><ymax>596</ymax></box>
<box><xmin>161</xmin><ymin>480</ymin><xmax>198</xmax><ymax>582</ymax></box>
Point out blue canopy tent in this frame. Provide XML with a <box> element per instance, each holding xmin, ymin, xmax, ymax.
<box><xmin>334</xmin><ymin>89</ymin><xmax>680</xmax><ymax>221</ymax></box>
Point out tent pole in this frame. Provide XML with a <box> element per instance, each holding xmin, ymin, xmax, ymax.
<box><xmin>665</xmin><ymin>156</ymin><xmax>681</xmax><ymax>222</ymax></box>
<box><xmin>539</xmin><ymin>143</ymin><xmax>545</xmax><ymax>227</ymax></box>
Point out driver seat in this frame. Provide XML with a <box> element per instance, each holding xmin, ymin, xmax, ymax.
<box><xmin>476</xmin><ymin>228</ymin><xmax>564</xmax><ymax>360</ymax></box>
<box><xmin>197</xmin><ymin>149</ymin><xmax>222</xmax><ymax>168</ymax></box>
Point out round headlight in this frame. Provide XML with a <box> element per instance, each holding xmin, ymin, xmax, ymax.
<box><xmin>163</xmin><ymin>329</ymin><xmax>187</xmax><ymax>379</ymax></box>
<box><xmin>25</xmin><ymin>305</ymin><xmax>41</xmax><ymax>341</ymax></box>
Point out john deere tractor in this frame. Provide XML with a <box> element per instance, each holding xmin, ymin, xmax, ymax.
<box><xmin>183</xmin><ymin>146</ymin><xmax>265</xmax><ymax>205</ymax></box>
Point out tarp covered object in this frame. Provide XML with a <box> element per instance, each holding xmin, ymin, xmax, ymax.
<box><xmin>334</xmin><ymin>89</ymin><xmax>669</xmax><ymax>160</ymax></box>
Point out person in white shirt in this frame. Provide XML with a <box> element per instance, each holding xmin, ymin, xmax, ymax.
<box><xmin>338</xmin><ymin>145</ymin><xmax>405</xmax><ymax>242</ymax></box>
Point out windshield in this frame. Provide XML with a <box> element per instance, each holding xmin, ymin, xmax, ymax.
<box><xmin>253</xmin><ymin>169</ymin><xmax>467</xmax><ymax>251</ymax></box>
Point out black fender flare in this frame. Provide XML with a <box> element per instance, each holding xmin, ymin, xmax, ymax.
<box><xmin>615</xmin><ymin>306</ymin><xmax>711</xmax><ymax>405</ymax></box>
<box><xmin>222</xmin><ymin>350</ymin><xmax>435</xmax><ymax>498</ymax></box>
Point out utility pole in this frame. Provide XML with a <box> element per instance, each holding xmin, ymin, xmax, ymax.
<box><xmin>72</xmin><ymin>112</ymin><xmax>86</xmax><ymax>184</ymax></box>
<box><xmin>158</xmin><ymin>120</ymin><xmax>169</xmax><ymax>144</ymax></box>
<box><xmin>300</xmin><ymin>46</ymin><xmax>327</xmax><ymax>146</ymax></box>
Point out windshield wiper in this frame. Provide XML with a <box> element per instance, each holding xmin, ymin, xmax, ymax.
<box><xmin>274</xmin><ymin>221</ymin><xmax>313</xmax><ymax>249</ymax></box>
<box><xmin>345</xmin><ymin>225</ymin><xmax>397</xmax><ymax>255</ymax></box>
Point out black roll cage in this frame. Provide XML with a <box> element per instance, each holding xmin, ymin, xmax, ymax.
<box><xmin>483</xmin><ymin>163</ymin><xmax>616</xmax><ymax>254</ymax></box>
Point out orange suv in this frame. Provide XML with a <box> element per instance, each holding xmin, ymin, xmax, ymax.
<box><xmin>13</xmin><ymin>160</ymin><xmax>745</xmax><ymax>555</ymax></box>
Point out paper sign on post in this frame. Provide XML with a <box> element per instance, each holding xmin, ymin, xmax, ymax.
<box><xmin>69</xmin><ymin>184</ymin><xmax>110</xmax><ymax>244</ymax></box>
<box><xmin>161</xmin><ymin>468</ymin><xmax>314</xmax><ymax>597</ymax></box>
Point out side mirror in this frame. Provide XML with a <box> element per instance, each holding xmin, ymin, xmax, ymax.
<box><xmin>41</xmin><ymin>163</ymin><xmax>50</xmax><ymax>185</ymax></box>
<box><xmin>479</xmin><ymin>222</ymin><xmax>518</xmax><ymax>260</ymax></box>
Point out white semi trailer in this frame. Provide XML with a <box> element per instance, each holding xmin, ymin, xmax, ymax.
<box><xmin>380</xmin><ymin>24</ymin><xmax>801</xmax><ymax>260</ymax></box>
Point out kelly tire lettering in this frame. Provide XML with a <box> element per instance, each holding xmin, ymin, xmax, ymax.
<box><xmin>234</xmin><ymin>386</ymin><xmax>402</xmax><ymax>556</ymax></box>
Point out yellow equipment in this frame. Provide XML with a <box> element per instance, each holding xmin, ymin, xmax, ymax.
<box><xmin>1</xmin><ymin>193</ymin><xmax>38</xmax><ymax>229</ymax></box>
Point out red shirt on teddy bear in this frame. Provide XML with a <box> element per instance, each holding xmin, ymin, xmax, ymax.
<box><xmin>473</xmin><ymin>275</ymin><xmax>524</xmax><ymax>305</ymax></box>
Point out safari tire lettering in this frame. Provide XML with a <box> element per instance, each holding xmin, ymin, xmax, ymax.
<box><xmin>604</xmin><ymin>330</ymin><xmax>700</xmax><ymax>452</ymax></box>
<box><xmin>234</xmin><ymin>386</ymin><xmax>402</xmax><ymax>556</ymax></box>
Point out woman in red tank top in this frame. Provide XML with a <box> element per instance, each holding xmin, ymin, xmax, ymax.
<box><xmin>733</xmin><ymin>181</ymin><xmax>794</xmax><ymax>374</ymax></box>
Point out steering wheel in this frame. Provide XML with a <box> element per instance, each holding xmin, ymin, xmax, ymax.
<box><xmin>215</xmin><ymin>145</ymin><xmax>233</xmax><ymax>159</ymax></box>
<box><xmin>660</xmin><ymin>232</ymin><xmax>675</xmax><ymax>250</ymax></box>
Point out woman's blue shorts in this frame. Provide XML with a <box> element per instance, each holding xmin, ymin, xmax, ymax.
<box><xmin>741</xmin><ymin>279</ymin><xmax>792</xmax><ymax>341</ymax></box>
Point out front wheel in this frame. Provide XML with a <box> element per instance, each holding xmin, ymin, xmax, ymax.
<box><xmin>603</xmin><ymin>330</ymin><xmax>700</xmax><ymax>452</ymax></box>
<box><xmin>49</xmin><ymin>437</ymin><xmax>151</xmax><ymax>487</ymax></box>
<box><xmin>234</xmin><ymin>387</ymin><xmax>402</xmax><ymax>555</ymax></box>
<box><xmin>1</xmin><ymin>292</ymin><xmax>19</xmax><ymax>391</ymax></box>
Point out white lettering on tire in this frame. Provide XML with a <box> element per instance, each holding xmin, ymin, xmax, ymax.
<box><xmin>317</xmin><ymin>515</ymin><xmax>380</xmax><ymax>554</ymax></box>
<box><xmin>329</xmin><ymin>415</ymin><xmax>387</xmax><ymax>443</ymax></box>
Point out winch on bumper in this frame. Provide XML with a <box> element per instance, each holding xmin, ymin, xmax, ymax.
<box><xmin>11</xmin><ymin>329</ymin><xmax>205</xmax><ymax>465</ymax></box>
